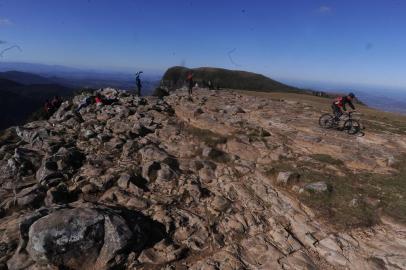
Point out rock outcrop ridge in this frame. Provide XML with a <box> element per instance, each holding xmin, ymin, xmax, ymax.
<box><xmin>0</xmin><ymin>88</ymin><xmax>405</xmax><ymax>269</ymax></box>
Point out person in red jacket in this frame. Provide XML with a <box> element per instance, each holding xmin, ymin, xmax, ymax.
<box><xmin>95</xmin><ymin>93</ymin><xmax>103</xmax><ymax>105</ymax></box>
<box><xmin>332</xmin><ymin>93</ymin><xmax>356</xmax><ymax>121</ymax></box>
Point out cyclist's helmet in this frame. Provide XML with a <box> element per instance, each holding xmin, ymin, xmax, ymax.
<box><xmin>348</xmin><ymin>92</ymin><xmax>355</xmax><ymax>98</ymax></box>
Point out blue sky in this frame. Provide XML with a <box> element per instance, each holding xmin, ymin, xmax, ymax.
<box><xmin>0</xmin><ymin>0</ymin><xmax>406</xmax><ymax>92</ymax></box>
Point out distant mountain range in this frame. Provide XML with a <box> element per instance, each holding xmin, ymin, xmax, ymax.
<box><xmin>161</xmin><ymin>66</ymin><xmax>303</xmax><ymax>93</ymax></box>
<box><xmin>0</xmin><ymin>76</ymin><xmax>73</xmax><ymax>130</ymax></box>
<box><xmin>356</xmin><ymin>90</ymin><xmax>406</xmax><ymax>114</ymax></box>
<box><xmin>0</xmin><ymin>86</ymin><xmax>36</xmax><ymax>131</ymax></box>
<box><xmin>0</xmin><ymin>68</ymin><xmax>161</xmax><ymax>130</ymax></box>
<box><xmin>159</xmin><ymin>67</ymin><xmax>343</xmax><ymax>104</ymax></box>
<box><xmin>0</xmin><ymin>61</ymin><xmax>84</xmax><ymax>74</ymax></box>
<box><xmin>161</xmin><ymin>67</ymin><xmax>405</xmax><ymax>114</ymax></box>
<box><xmin>0</xmin><ymin>61</ymin><xmax>161</xmax><ymax>93</ymax></box>
<box><xmin>0</xmin><ymin>63</ymin><xmax>404</xmax><ymax>131</ymax></box>
<box><xmin>0</xmin><ymin>71</ymin><xmax>55</xmax><ymax>85</ymax></box>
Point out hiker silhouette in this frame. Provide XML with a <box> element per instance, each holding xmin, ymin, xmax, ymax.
<box><xmin>136</xmin><ymin>71</ymin><xmax>143</xmax><ymax>96</ymax></box>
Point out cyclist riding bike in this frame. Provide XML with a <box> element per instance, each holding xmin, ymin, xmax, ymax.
<box><xmin>332</xmin><ymin>93</ymin><xmax>356</xmax><ymax>122</ymax></box>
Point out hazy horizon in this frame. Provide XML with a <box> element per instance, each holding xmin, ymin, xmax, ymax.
<box><xmin>1</xmin><ymin>60</ymin><xmax>406</xmax><ymax>96</ymax></box>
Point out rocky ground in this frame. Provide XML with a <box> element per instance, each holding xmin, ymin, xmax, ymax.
<box><xmin>0</xmin><ymin>88</ymin><xmax>405</xmax><ymax>269</ymax></box>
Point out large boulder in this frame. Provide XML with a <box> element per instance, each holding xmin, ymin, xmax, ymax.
<box><xmin>51</xmin><ymin>100</ymin><xmax>75</xmax><ymax>122</ymax></box>
<box><xmin>53</xmin><ymin>147</ymin><xmax>85</xmax><ymax>171</ymax></box>
<box><xmin>276</xmin><ymin>171</ymin><xmax>300</xmax><ymax>186</ymax></box>
<box><xmin>106</xmin><ymin>118</ymin><xmax>132</xmax><ymax>135</ymax></box>
<box><xmin>13</xmin><ymin>148</ymin><xmax>42</xmax><ymax>172</ymax></box>
<box><xmin>26</xmin><ymin>208</ymin><xmax>107</xmax><ymax>268</ymax></box>
<box><xmin>8</xmin><ymin>205</ymin><xmax>163</xmax><ymax>270</ymax></box>
<box><xmin>6</xmin><ymin>148</ymin><xmax>42</xmax><ymax>177</ymax></box>
<box><xmin>15</xmin><ymin>126</ymin><xmax>49</xmax><ymax>146</ymax></box>
<box><xmin>35</xmin><ymin>147</ymin><xmax>84</xmax><ymax>186</ymax></box>
<box><xmin>15</xmin><ymin>184</ymin><xmax>46</xmax><ymax>208</ymax></box>
<box><xmin>15</xmin><ymin>125</ymin><xmax>66</xmax><ymax>153</ymax></box>
<box><xmin>225</xmin><ymin>105</ymin><xmax>245</xmax><ymax>115</ymax></box>
<box><xmin>35</xmin><ymin>158</ymin><xmax>65</xmax><ymax>186</ymax></box>
<box><xmin>305</xmin><ymin>181</ymin><xmax>329</xmax><ymax>193</ymax></box>
<box><xmin>139</xmin><ymin>145</ymin><xmax>169</xmax><ymax>164</ymax></box>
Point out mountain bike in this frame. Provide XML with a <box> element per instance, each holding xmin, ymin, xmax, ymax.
<box><xmin>319</xmin><ymin>111</ymin><xmax>362</xmax><ymax>135</ymax></box>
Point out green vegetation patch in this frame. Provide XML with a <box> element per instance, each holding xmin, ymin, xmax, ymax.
<box><xmin>180</xmin><ymin>122</ymin><xmax>231</xmax><ymax>163</ymax></box>
<box><xmin>269</xmin><ymin>155</ymin><xmax>406</xmax><ymax>230</ymax></box>
<box><xmin>363</xmin><ymin>115</ymin><xmax>406</xmax><ymax>135</ymax></box>
<box><xmin>310</xmin><ymin>154</ymin><xmax>344</xmax><ymax>166</ymax></box>
<box><xmin>298</xmin><ymin>168</ymin><xmax>379</xmax><ymax>229</ymax></box>
<box><xmin>355</xmin><ymin>157</ymin><xmax>406</xmax><ymax>224</ymax></box>
<box><xmin>181</xmin><ymin>123</ymin><xmax>228</xmax><ymax>148</ymax></box>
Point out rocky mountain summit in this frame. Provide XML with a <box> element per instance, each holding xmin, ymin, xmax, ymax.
<box><xmin>0</xmin><ymin>88</ymin><xmax>405</xmax><ymax>269</ymax></box>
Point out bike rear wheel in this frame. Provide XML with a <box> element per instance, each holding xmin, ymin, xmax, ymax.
<box><xmin>319</xmin><ymin>113</ymin><xmax>335</xmax><ymax>128</ymax></box>
<box><xmin>344</xmin><ymin>119</ymin><xmax>361</xmax><ymax>135</ymax></box>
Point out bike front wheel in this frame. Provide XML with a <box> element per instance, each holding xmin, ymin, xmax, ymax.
<box><xmin>344</xmin><ymin>119</ymin><xmax>361</xmax><ymax>135</ymax></box>
<box><xmin>319</xmin><ymin>113</ymin><xmax>335</xmax><ymax>129</ymax></box>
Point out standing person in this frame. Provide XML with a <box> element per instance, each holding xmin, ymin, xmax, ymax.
<box><xmin>186</xmin><ymin>72</ymin><xmax>194</xmax><ymax>96</ymax></box>
<box><xmin>208</xmin><ymin>80</ymin><xmax>213</xmax><ymax>90</ymax></box>
<box><xmin>135</xmin><ymin>71</ymin><xmax>143</xmax><ymax>96</ymax></box>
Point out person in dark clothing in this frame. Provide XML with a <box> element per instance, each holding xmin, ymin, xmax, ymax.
<box><xmin>135</xmin><ymin>71</ymin><xmax>143</xmax><ymax>96</ymax></box>
<box><xmin>186</xmin><ymin>72</ymin><xmax>194</xmax><ymax>96</ymax></box>
<box><xmin>103</xmin><ymin>96</ymin><xmax>118</xmax><ymax>105</ymax></box>
<box><xmin>57</xmin><ymin>96</ymin><xmax>63</xmax><ymax>106</ymax></box>
<box><xmin>47</xmin><ymin>96</ymin><xmax>63</xmax><ymax>114</ymax></box>
<box><xmin>76</xmin><ymin>95</ymin><xmax>93</xmax><ymax>113</ymax></box>
<box><xmin>44</xmin><ymin>100</ymin><xmax>51</xmax><ymax>114</ymax></box>
<box><xmin>208</xmin><ymin>80</ymin><xmax>213</xmax><ymax>90</ymax></box>
<box><xmin>51</xmin><ymin>96</ymin><xmax>62</xmax><ymax>108</ymax></box>
<box><xmin>332</xmin><ymin>93</ymin><xmax>356</xmax><ymax>121</ymax></box>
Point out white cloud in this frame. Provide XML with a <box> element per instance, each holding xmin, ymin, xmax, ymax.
<box><xmin>0</xmin><ymin>18</ymin><xmax>12</xmax><ymax>26</ymax></box>
<box><xmin>317</xmin><ymin>5</ymin><xmax>332</xmax><ymax>14</ymax></box>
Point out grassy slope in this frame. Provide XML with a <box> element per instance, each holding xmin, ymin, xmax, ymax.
<box><xmin>294</xmin><ymin>154</ymin><xmax>406</xmax><ymax>228</ymax></box>
<box><xmin>242</xmin><ymin>90</ymin><xmax>406</xmax><ymax>229</ymax></box>
<box><xmin>240</xmin><ymin>91</ymin><xmax>406</xmax><ymax>135</ymax></box>
<box><xmin>160</xmin><ymin>67</ymin><xmax>369</xmax><ymax>107</ymax></box>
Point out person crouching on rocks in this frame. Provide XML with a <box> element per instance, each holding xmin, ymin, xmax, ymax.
<box><xmin>51</xmin><ymin>96</ymin><xmax>63</xmax><ymax>109</ymax></box>
<box><xmin>95</xmin><ymin>93</ymin><xmax>104</xmax><ymax>107</ymax></box>
<box><xmin>76</xmin><ymin>95</ymin><xmax>93</xmax><ymax>113</ymax></box>
<box><xmin>44</xmin><ymin>99</ymin><xmax>51</xmax><ymax>114</ymax></box>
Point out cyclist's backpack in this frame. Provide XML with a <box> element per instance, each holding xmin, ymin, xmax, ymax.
<box><xmin>334</xmin><ymin>97</ymin><xmax>344</xmax><ymax>107</ymax></box>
